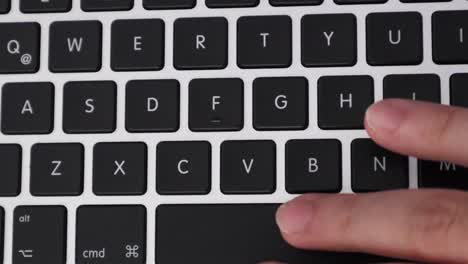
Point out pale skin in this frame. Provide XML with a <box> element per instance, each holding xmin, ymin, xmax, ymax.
<box><xmin>274</xmin><ymin>99</ymin><xmax>468</xmax><ymax>264</ymax></box>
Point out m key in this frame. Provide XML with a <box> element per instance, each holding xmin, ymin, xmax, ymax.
<box><xmin>0</xmin><ymin>23</ymin><xmax>40</xmax><ymax>73</ymax></box>
<box><xmin>13</xmin><ymin>206</ymin><xmax>67</xmax><ymax>264</ymax></box>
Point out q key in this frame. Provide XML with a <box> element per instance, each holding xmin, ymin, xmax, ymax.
<box><xmin>0</xmin><ymin>23</ymin><xmax>40</xmax><ymax>73</ymax></box>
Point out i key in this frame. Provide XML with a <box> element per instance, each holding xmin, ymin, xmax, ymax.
<box><xmin>451</xmin><ymin>73</ymin><xmax>468</xmax><ymax>108</ymax></box>
<box><xmin>1</xmin><ymin>82</ymin><xmax>54</xmax><ymax>134</ymax></box>
<box><xmin>189</xmin><ymin>78</ymin><xmax>243</xmax><ymax>131</ymax></box>
<box><xmin>143</xmin><ymin>0</ymin><xmax>195</xmax><ymax>9</ymax></box>
<box><xmin>93</xmin><ymin>142</ymin><xmax>147</xmax><ymax>195</ymax></box>
<box><xmin>0</xmin><ymin>0</ymin><xmax>10</xmax><ymax>14</ymax></box>
<box><xmin>0</xmin><ymin>23</ymin><xmax>40</xmax><ymax>73</ymax></box>
<box><xmin>0</xmin><ymin>144</ymin><xmax>21</xmax><ymax>196</ymax></box>
<box><xmin>433</xmin><ymin>11</ymin><xmax>468</xmax><ymax>64</ymax></box>
<box><xmin>221</xmin><ymin>141</ymin><xmax>276</xmax><ymax>194</ymax></box>
<box><xmin>81</xmin><ymin>0</ymin><xmax>134</xmax><ymax>11</ymax></box>
<box><xmin>302</xmin><ymin>14</ymin><xmax>356</xmax><ymax>67</ymax></box>
<box><xmin>49</xmin><ymin>21</ymin><xmax>102</xmax><ymax>72</ymax></box>
<box><xmin>366</xmin><ymin>12</ymin><xmax>423</xmax><ymax>65</ymax></box>
<box><xmin>63</xmin><ymin>81</ymin><xmax>116</xmax><ymax>133</ymax></box>
<box><xmin>318</xmin><ymin>76</ymin><xmax>374</xmax><ymax>129</ymax></box>
<box><xmin>76</xmin><ymin>206</ymin><xmax>146</xmax><ymax>264</ymax></box>
<box><xmin>13</xmin><ymin>206</ymin><xmax>67</xmax><ymax>264</ymax></box>
<box><xmin>112</xmin><ymin>19</ymin><xmax>165</xmax><ymax>71</ymax></box>
<box><xmin>419</xmin><ymin>160</ymin><xmax>468</xmax><ymax>190</ymax></box>
<box><xmin>253</xmin><ymin>77</ymin><xmax>308</xmax><ymax>130</ymax></box>
<box><xmin>352</xmin><ymin>139</ymin><xmax>409</xmax><ymax>192</ymax></box>
<box><xmin>383</xmin><ymin>74</ymin><xmax>441</xmax><ymax>103</ymax></box>
<box><xmin>20</xmin><ymin>0</ymin><xmax>72</xmax><ymax>13</ymax></box>
<box><xmin>206</xmin><ymin>0</ymin><xmax>259</xmax><ymax>7</ymax></box>
<box><xmin>174</xmin><ymin>17</ymin><xmax>228</xmax><ymax>70</ymax></box>
<box><xmin>30</xmin><ymin>143</ymin><xmax>84</xmax><ymax>196</ymax></box>
<box><xmin>157</xmin><ymin>141</ymin><xmax>211</xmax><ymax>195</ymax></box>
<box><xmin>238</xmin><ymin>16</ymin><xmax>292</xmax><ymax>68</ymax></box>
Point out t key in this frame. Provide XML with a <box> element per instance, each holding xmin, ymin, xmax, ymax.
<box><xmin>13</xmin><ymin>206</ymin><xmax>67</xmax><ymax>264</ymax></box>
<box><xmin>0</xmin><ymin>23</ymin><xmax>40</xmax><ymax>73</ymax></box>
<box><xmin>76</xmin><ymin>205</ymin><xmax>146</xmax><ymax>264</ymax></box>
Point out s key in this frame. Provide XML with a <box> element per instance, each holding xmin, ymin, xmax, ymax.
<box><xmin>0</xmin><ymin>23</ymin><xmax>40</xmax><ymax>73</ymax></box>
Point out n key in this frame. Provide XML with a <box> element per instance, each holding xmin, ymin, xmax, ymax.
<box><xmin>0</xmin><ymin>23</ymin><xmax>40</xmax><ymax>73</ymax></box>
<box><xmin>20</xmin><ymin>0</ymin><xmax>72</xmax><ymax>13</ymax></box>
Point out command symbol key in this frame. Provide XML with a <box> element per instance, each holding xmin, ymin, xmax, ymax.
<box><xmin>0</xmin><ymin>23</ymin><xmax>40</xmax><ymax>73</ymax></box>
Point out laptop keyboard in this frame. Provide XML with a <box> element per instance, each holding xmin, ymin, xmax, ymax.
<box><xmin>0</xmin><ymin>0</ymin><xmax>467</xmax><ymax>263</ymax></box>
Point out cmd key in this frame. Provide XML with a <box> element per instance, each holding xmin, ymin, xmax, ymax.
<box><xmin>81</xmin><ymin>0</ymin><xmax>134</xmax><ymax>11</ymax></box>
<box><xmin>20</xmin><ymin>0</ymin><xmax>72</xmax><ymax>13</ymax></box>
<box><xmin>0</xmin><ymin>23</ymin><xmax>40</xmax><ymax>73</ymax></box>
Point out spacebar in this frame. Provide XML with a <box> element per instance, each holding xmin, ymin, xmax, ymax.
<box><xmin>156</xmin><ymin>204</ymin><xmax>393</xmax><ymax>264</ymax></box>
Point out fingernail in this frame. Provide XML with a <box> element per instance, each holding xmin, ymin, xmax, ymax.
<box><xmin>365</xmin><ymin>99</ymin><xmax>411</xmax><ymax>133</ymax></box>
<box><xmin>276</xmin><ymin>200</ymin><xmax>315</xmax><ymax>235</ymax></box>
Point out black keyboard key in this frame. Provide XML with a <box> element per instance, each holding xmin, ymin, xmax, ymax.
<box><xmin>63</xmin><ymin>81</ymin><xmax>116</xmax><ymax>133</ymax></box>
<box><xmin>0</xmin><ymin>144</ymin><xmax>21</xmax><ymax>196</ymax></box>
<box><xmin>433</xmin><ymin>11</ymin><xmax>468</xmax><ymax>64</ymax></box>
<box><xmin>302</xmin><ymin>14</ymin><xmax>356</xmax><ymax>67</ymax></box>
<box><xmin>366</xmin><ymin>12</ymin><xmax>423</xmax><ymax>66</ymax></box>
<box><xmin>402</xmin><ymin>0</ymin><xmax>450</xmax><ymax>2</ymax></box>
<box><xmin>126</xmin><ymin>80</ymin><xmax>180</xmax><ymax>132</ymax></box>
<box><xmin>13</xmin><ymin>206</ymin><xmax>67</xmax><ymax>264</ymax></box>
<box><xmin>81</xmin><ymin>0</ymin><xmax>134</xmax><ymax>11</ymax></box>
<box><xmin>383</xmin><ymin>74</ymin><xmax>441</xmax><ymax>103</ymax></box>
<box><xmin>318</xmin><ymin>76</ymin><xmax>374</xmax><ymax>129</ymax></box>
<box><xmin>221</xmin><ymin>141</ymin><xmax>276</xmax><ymax>194</ymax></box>
<box><xmin>157</xmin><ymin>141</ymin><xmax>211</xmax><ymax>195</ymax></box>
<box><xmin>20</xmin><ymin>0</ymin><xmax>71</xmax><ymax>13</ymax></box>
<box><xmin>156</xmin><ymin>204</ymin><xmax>392</xmax><ymax>263</ymax></box>
<box><xmin>189</xmin><ymin>78</ymin><xmax>243</xmax><ymax>131</ymax></box>
<box><xmin>451</xmin><ymin>73</ymin><xmax>468</xmax><ymax>108</ymax></box>
<box><xmin>206</xmin><ymin>0</ymin><xmax>259</xmax><ymax>7</ymax></box>
<box><xmin>143</xmin><ymin>0</ymin><xmax>195</xmax><ymax>9</ymax></box>
<box><xmin>0</xmin><ymin>207</ymin><xmax>3</xmax><ymax>263</ymax></box>
<box><xmin>286</xmin><ymin>139</ymin><xmax>342</xmax><ymax>193</ymax></box>
<box><xmin>335</xmin><ymin>0</ymin><xmax>387</xmax><ymax>4</ymax></box>
<box><xmin>0</xmin><ymin>0</ymin><xmax>10</xmax><ymax>13</ymax></box>
<box><xmin>0</xmin><ymin>23</ymin><xmax>40</xmax><ymax>73</ymax></box>
<box><xmin>49</xmin><ymin>21</ymin><xmax>102</xmax><ymax>72</ymax></box>
<box><xmin>352</xmin><ymin>139</ymin><xmax>409</xmax><ymax>192</ymax></box>
<box><xmin>111</xmin><ymin>19</ymin><xmax>164</xmax><ymax>71</ymax></box>
<box><xmin>1</xmin><ymin>82</ymin><xmax>54</xmax><ymax>134</ymax></box>
<box><xmin>76</xmin><ymin>205</ymin><xmax>146</xmax><ymax>264</ymax></box>
<box><xmin>93</xmin><ymin>142</ymin><xmax>147</xmax><ymax>195</ymax></box>
<box><xmin>238</xmin><ymin>16</ymin><xmax>292</xmax><ymax>68</ymax></box>
<box><xmin>253</xmin><ymin>77</ymin><xmax>308</xmax><ymax>130</ymax></box>
<box><xmin>174</xmin><ymin>17</ymin><xmax>228</xmax><ymax>70</ymax></box>
<box><xmin>30</xmin><ymin>143</ymin><xmax>84</xmax><ymax>196</ymax></box>
<box><xmin>270</xmin><ymin>0</ymin><xmax>323</xmax><ymax>5</ymax></box>
<box><xmin>419</xmin><ymin>160</ymin><xmax>468</xmax><ymax>190</ymax></box>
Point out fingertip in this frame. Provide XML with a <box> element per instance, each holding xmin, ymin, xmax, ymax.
<box><xmin>276</xmin><ymin>196</ymin><xmax>320</xmax><ymax>235</ymax></box>
<box><xmin>365</xmin><ymin>99</ymin><xmax>412</xmax><ymax>136</ymax></box>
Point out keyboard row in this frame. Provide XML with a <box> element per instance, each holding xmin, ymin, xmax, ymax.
<box><xmin>1</xmin><ymin>139</ymin><xmax>467</xmax><ymax>197</ymax></box>
<box><xmin>1</xmin><ymin>11</ymin><xmax>468</xmax><ymax>73</ymax></box>
<box><xmin>2</xmin><ymin>74</ymin><xmax>468</xmax><ymax>134</ymax></box>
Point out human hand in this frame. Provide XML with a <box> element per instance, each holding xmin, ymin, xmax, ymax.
<box><xmin>276</xmin><ymin>99</ymin><xmax>468</xmax><ymax>264</ymax></box>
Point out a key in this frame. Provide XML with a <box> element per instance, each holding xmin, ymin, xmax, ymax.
<box><xmin>419</xmin><ymin>160</ymin><xmax>468</xmax><ymax>190</ymax></box>
<box><xmin>0</xmin><ymin>0</ymin><xmax>10</xmax><ymax>14</ymax></box>
<box><xmin>383</xmin><ymin>74</ymin><xmax>441</xmax><ymax>103</ymax></box>
<box><xmin>451</xmin><ymin>73</ymin><xmax>468</xmax><ymax>108</ymax></box>
<box><xmin>221</xmin><ymin>140</ymin><xmax>276</xmax><ymax>194</ymax></box>
<box><xmin>156</xmin><ymin>204</ymin><xmax>392</xmax><ymax>263</ymax></box>
<box><xmin>76</xmin><ymin>205</ymin><xmax>146</xmax><ymax>264</ymax></box>
<box><xmin>367</xmin><ymin>12</ymin><xmax>423</xmax><ymax>66</ymax></box>
<box><xmin>1</xmin><ymin>82</ymin><xmax>54</xmax><ymax>134</ymax></box>
<box><xmin>432</xmin><ymin>11</ymin><xmax>468</xmax><ymax>64</ymax></box>
<box><xmin>286</xmin><ymin>139</ymin><xmax>342</xmax><ymax>193</ymax></box>
<box><xmin>13</xmin><ymin>206</ymin><xmax>67</xmax><ymax>264</ymax></box>
<box><xmin>0</xmin><ymin>207</ymin><xmax>3</xmax><ymax>263</ymax></box>
<box><xmin>111</xmin><ymin>19</ymin><xmax>164</xmax><ymax>71</ymax></box>
<box><xmin>206</xmin><ymin>0</ymin><xmax>259</xmax><ymax>7</ymax></box>
<box><xmin>335</xmin><ymin>0</ymin><xmax>387</xmax><ymax>4</ymax></box>
<box><xmin>30</xmin><ymin>143</ymin><xmax>84</xmax><ymax>196</ymax></box>
<box><xmin>174</xmin><ymin>17</ymin><xmax>228</xmax><ymax>70</ymax></box>
<box><xmin>0</xmin><ymin>23</ymin><xmax>40</xmax><ymax>73</ymax></box>
<box><xmin>156</xmin><ymin>141</ymin><xmax>211</xmax><ymax>195</ymax></box>
<box><xmin>93</xmin><ymin>142</ymin><xmax>147</xmax><ymax>195</ymax></box>
<box><xmin>143</xmin><ymin>0</ymin><xmax>196</xmax><ymax>9</ymax></box>
<box><xmin>49</xmin><ymin>21</ymin><xmax>102</xmax><ymax>72</ymax></box>
<box><xmin>318</xmin><ymin>75</ymin><xmax>374</xmax><ymax>129</ymax></box>
<box><xmin>253</xmin><ymin>77</ymin><xmax>308</xmax><ymax>130</ymax></box>
<box><xmin>302</xmin><ymin>14</ymin><xmax>356</xmax><ymax>67</ymax></box>
<box><xmin>270</xmin><ymin>0</ymin><xmax>323</xmax><ymax>5</ymax></box>
<box><xmin>81</xmin><ymin>0</ymin><xmax>133</xmax><ymax>11</ymax></box>
<box><xmin>237</xmin><ymin>16</ymin><xmax>292</xmax><ymax>68</ymax></box>
<box><xmin>63</xmin><ymin>81</ymin><xmax>116</xmax><ymax>133</ymax></box>
<box><xmin>0</xmin><ymin>144</ymin><xmax>21</xmax><ymax>196</ymax></box>
<box><xmin>20</xmin><ymin>0</ymin><xmax>71</xmax><ymax>13</ymax></box>
<box><xmin>126</xmin><ymin>80</ymin><xmax>180</xmax><ymax>132</ymax></box>
<box><xmin>351</xmin><ymin>138</ymin><xmax>409</xmax><ymax>192</ymax></box>
<box><xmin>189</xmin><ymin>78</ymin><xmax>243</xmax><ymax>131</ymax></box>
